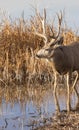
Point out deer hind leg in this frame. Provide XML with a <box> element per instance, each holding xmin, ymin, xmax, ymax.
<box><xmin>71</xmin><ymin>71</ymin><xmax>79</xmax><ymax>93</ymax></box>
<box><xmin>66</xmin><ymin>72</ymin><xmax>71</xmax><ymax>112</ymax></box>
<box><xmin>53</xmin><ymin>72</ymin><xmax>60</xmax><ymax>113</ymax></box>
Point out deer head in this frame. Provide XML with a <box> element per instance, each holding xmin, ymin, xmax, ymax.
<box><xmin>36</xmin><ymin>36</ymin><xmax>63</xmax><ymax>58</ymax></box>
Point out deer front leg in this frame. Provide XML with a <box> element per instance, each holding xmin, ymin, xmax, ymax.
<box><xmin>71</xmin><ymin>71</ymin><xmax>79</xmax><ymax>93</ymax></box>
<box><xmin>67</xmin><ymin>72</ymin><xmax>71</xmax><ymax>112</ymax></box>
<box><xmin>53</xmin><ymin>72</ymin><xmax>60</xmax><ymax>113</ymax></box>
<box><xmin>70</xmin><ymin>71</ymin><xmax>79</xmax><ymax>102</ymax></box>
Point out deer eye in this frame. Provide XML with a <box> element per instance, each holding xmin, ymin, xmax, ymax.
<box><xmin>45</xmin><ymin>49</ymin><xmax>49</xmax><ymax>51</ymax></box>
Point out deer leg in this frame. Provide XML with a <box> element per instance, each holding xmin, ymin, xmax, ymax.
<box><xmin>71</xmin><ymin>71</ymin><xmax>79</xmax><ymax>92</ymax></box>
<box><xmin>71</xmin><ymin>72</ymin><xmax>79</xmax><ymax>101</ymax></box>
<box><xmin>53</xmin><ymin>72</ymin><xmax>60</xmax><ymax>113</ymax></box>
<box><xmin>67</xmin><ymin>72</ymin><xmax>71</xmax><ymax>112</ymax></box>
<box><xmin>74</xmin><ymin>87</ymin><xmax>79</xmax><ymax>98</ymax></box>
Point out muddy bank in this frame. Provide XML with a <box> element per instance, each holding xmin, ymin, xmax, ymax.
<box><xmin>34</xmin><ymin>111</ymin><xmax>79</xmax><ymax>130</ymax></box>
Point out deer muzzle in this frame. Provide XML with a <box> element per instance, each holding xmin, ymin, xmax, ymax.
<box><xmin>36</xmin><ymin>49</ymin><xmax>49</xmax><ymax>58</ymax></box>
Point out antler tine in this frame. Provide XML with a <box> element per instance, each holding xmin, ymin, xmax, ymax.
<box><xmin>55</xmin><ymin>11</ymin><xmax>63</xmax><ymax>39</ymax></box>
<box><xmin>34</xmin><ymin>9</ymin><xmax>47</xmax><ymax>44</ymax></box>
<box><xmin>34</xmin><ymin>30</ymin><xmax>47</xmax><ymax>43</ymax></box>
<box><xmin>49</xmin><ymin>11</ymin><xmax>63</xmax><ymax>45</ymax></box>
<box><xmin>49</xmin><ymin>20</ymin><xmax>56</xmax><ymax>39</ymax></box>
<box><xmin>42</xmin><ymin>8</ymin><xmax>46</xmax><ymax>35</ymax></box>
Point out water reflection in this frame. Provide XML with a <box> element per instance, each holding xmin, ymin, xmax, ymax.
<box><xmin>0</xmin><ymin>84</ymin><xmax>78</xmax><ymax>130</ymax></box>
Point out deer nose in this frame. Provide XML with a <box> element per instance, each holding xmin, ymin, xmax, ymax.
<box><xmin>36</xmin><ymin>53</ymin><xmax>41</xmax><ymax>58</ymax></box>
<box><xmin>36</xmin><ymin>54</ymin><xmax>40</xmax><ymax>58</ymax></box>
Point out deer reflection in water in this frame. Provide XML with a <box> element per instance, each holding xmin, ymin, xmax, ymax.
<box><xmin>0</xmin><ymin>85</ymin><xmax>79</xmax><ymax>130</ymax></box>
<box><xmin>0</xmin><ymin>85</ymin><xmax>79</xmax><ymax>114</ymax></box>
<box><xmin>0</xmin><ymin>85</ymin><xmax>79</xmax><ymax>116</ymax></box>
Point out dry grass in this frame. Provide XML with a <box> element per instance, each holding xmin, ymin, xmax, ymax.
<box><xmin>0</xmin><ymin>10</ymin><xmax>78</xmax><ymax>86</ymax></box>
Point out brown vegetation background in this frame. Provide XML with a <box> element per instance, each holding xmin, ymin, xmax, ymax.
<box><xmin>0</xmin><ymin>11</ymin><xmax>78</xmax><ymax>85</ymax></box>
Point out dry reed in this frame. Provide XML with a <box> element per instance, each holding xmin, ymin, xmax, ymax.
<box><xmin>0</xmin><ymin>10</ymin><xmax>78</xmax><ymax>86</ymax></box>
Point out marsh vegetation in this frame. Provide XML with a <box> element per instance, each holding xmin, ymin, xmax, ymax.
<box><xmin>0</xmin><ymin>10</ymin><xmax>79</xmax><ymax>129</ymax></box>
<box><xmin>0</xmin><ymin>10</ymin><xmax>78</xmax><ymax>86</ymax></box>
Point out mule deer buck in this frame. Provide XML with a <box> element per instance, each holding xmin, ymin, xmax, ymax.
<box><xmin>34</xmin><ymin>10</ymin><xmax>79</xmax><ymax>113</ymax></box>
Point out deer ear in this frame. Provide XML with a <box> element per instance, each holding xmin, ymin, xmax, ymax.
<box><xmin>57</xmin><ymin>36</ymin><xmax>64</xmax><ymax>45</ymax></box>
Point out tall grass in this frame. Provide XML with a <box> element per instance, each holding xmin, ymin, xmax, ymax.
<box><xmin>0</xmin><ymin>10</ymin><xmax>78</xmax><ymax>86</ymax></box>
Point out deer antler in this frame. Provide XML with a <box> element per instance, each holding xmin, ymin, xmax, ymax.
<box><xmin>49</xmin><ymin>11</ymin><xmax>63</xmax><ymax>45</ymax></box>
<box><xmin>33</xmin><ymin>9</ymin><xmax>48</xmax><ymax>45</ymax></box>
<box><xmin>56</xmin><ymin>11</ymin><xmax>63</xmax><ymax>38</ymax></box>
<box><xmin>33</xmin><ymin>10</ymin><xmax>63</xmax><ymax>46</ymax></box>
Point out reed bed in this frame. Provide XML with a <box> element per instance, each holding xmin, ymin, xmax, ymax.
<box><xmin>0</xmin><ymin>11</ymin><xmax>78</xmax><ymax>86</ymax></box>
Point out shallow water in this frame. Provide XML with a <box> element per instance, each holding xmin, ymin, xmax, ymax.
<box><xmin>0</xmin><ymin>84</ymin><xmax>78</xmax><ymax>130</ymax></box>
